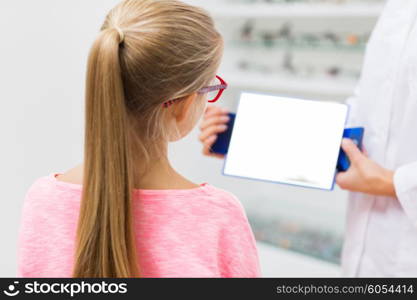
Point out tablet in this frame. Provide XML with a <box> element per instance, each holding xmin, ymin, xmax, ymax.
<box><xmin>223</xmin><ymin>92</ymin><xmax>349</xmax><ymax>190</ymax></box>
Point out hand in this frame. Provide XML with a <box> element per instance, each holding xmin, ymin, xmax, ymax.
<box><xmin>199</xmin><ymin>106</ymin><xmax>230</xmax><ymax>159</ymax></box>
<box><xmin>336</xmin><ymin>139</ymin><xmax>396</xmax><ymax>197</ymax></box>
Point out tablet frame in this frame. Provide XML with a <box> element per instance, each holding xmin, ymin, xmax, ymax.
<box><xmin>221</xmin><ymin>91</ymin><xmax>350</xmax><ymax>191</ymax></box>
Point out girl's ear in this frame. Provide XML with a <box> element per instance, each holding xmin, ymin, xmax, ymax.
<box><xmin>172</xmin><ymin>93</ymin><xmax>198</xmax><ymax>123</ymax></box>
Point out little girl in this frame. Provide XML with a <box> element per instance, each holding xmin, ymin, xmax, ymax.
<box><xmin>17</xmin><ymin>0</ymin><xmax>260</xmax><ymax>278</ymax></box>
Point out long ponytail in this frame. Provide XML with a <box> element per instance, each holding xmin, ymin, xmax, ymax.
<box><xmin>72</xmin><ymin>28</ymin><xmax>139</xmax><ymax>277</ymax></box>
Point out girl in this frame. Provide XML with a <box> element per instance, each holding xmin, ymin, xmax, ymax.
<box><xmin>17</xmin><ymin>0</ymin><xmax>260</xmax><ymax>278</ymax></box>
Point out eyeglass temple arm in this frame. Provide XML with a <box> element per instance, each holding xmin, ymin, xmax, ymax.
<box><xmin>197</xmin><ymin>75</ymin><xmax>228</xmax><ymax>94</ymax></box>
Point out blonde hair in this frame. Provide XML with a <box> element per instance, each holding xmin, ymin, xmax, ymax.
<box><xmin>72</xmin><ymin>0</ymin><xmax>223</xmax><ymax>278</ymax></box>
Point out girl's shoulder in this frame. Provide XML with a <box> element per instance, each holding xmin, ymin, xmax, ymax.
<box><xmin>202</xmin><ymin>184</ymin><xmax>243</xmax><ymax>208</ymax></box>
<box><xmin>196</xmin><ymin>184</ymin><xmax>248</xmax><ymax>220</ymax></box>
<box><xmin>24</xmin><ymin>173</ymin><xmax>58</xmax><ymax>199</ymax></box>
<box><xmin>22</xmin><ymin>172</ymin><xmax>82</xmax><ymax>208</ymax></box>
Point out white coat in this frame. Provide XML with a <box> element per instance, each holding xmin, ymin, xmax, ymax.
<box><xmin>342</xmin><ymin>0</ymin><xmax>417</xmax><ymax>277</ymax></box>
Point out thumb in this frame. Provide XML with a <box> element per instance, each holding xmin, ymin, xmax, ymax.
<box><xmin>335</xmin><ymin>171</ymin><xmax>348</xmax><ymax>186</ymax></box>
<box><xmin>341</xmin><ymin>138</ymin><xmax>362</xmax><ymax>164</ymax></box>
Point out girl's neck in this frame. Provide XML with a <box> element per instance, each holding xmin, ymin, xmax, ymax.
<box><xmin>133</xmin><ymin>155</ymin><xmax>199</xmax><ymax>190</ymax></box>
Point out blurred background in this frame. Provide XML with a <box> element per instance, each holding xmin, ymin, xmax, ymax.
<box><xmin>0</xmin><ymin>0</ymin><xmax>385</xmax><ymax>277</ymax></box>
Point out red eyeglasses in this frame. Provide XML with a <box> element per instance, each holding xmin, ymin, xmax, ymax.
<box><xmin>163</xmin><ymin>75</ymin><xmax>228</xmax><ymax>108</ymax></box>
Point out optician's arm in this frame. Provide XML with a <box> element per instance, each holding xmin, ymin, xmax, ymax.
<box><xmin>337</xmin><ymin>139</ymin><xmax>417</xmax><ymax>225</ymax></box>
<box><xmin>393</xmin><ymin>162</ymin><xmax>417</xmax><ymax>225</ymax></box>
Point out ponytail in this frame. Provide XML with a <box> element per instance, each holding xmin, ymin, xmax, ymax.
<box><xmin>72</xmin><ymin>28</ymin><xmax>139</xmax><ymax>278</ymax></box>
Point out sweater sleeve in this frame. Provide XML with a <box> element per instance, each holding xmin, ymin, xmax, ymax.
<box><xmin>218</xmin><ymin>195</ymin><xmax>261</xmax><ymax>278</ymax></box>
<box><xmin>17</xmin><ymin>180</ymin><xmax>40</xmax><ymax>277</ymax></box>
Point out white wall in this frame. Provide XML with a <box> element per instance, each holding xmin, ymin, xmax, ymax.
<box><xmin>0</xmin><ymin>0</ymin><xmax>121</xmax><ymax>277</ymax></box>
<box><xmin>0</xmin><ymin>0</ymin><xmax>348</xmax><ymax>277</ymax></box>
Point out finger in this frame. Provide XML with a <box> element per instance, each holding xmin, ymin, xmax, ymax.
<box><xmin>202</xmin><ymin>150</ymin><xmax>225</xmax><ymax>159</ymax></box>
<box><xmin>202</xmin><ymin>136</ymin><xmax>226</xmax><ymax>159</ymax></box>
<box><xmin>200</xmin><ymin>114</ymin><xmax>230</xmax><ymax>131</ymax></box>
<box><xmin>211</xmin><ymin>153</ymin><xmax>226</xmax><ymax>159</ymax></box>
<box><xmin>203</xmin><ymin>147</ymin><xmax>225</xmax><ymax>159</ymax></box>
<box><xmin>362</xmin><ymin>145</ymin><xmax>369</xmax><ymax>157</ymax></box>
<box><xmin>204</xmin><ymin>105</ymin><xmax>229</xmax><ymax>117</ymax></box>
<box><xmin>203</xmin><ymin>134</ymin><xmax>218</xmax><ymax>147</ymax></box>
<box><xmin>335</xmin><ymin>172</ymin><xmax>350</xmax><ymax>190</ymax></box>
<box><xmin>202</xmin><ymin>135</ymin><xmax>217</xmax><ymax>156</ymax></box>
<box><xmin>198</xmin><ymin>124</ymin><xmax>228</xmax><ymax>142</ymax></box>
<box><xmin>341</xmin><ymin>138</ymin><xmax>363</xmax><ymax>164</ymax></box>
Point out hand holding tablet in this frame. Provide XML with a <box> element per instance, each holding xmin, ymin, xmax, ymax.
<box><xmin>210</xmin><ymin>92</ymin><xmax>364</xmax><ymax>191</ymax></box>
<box><xmin>337</xmin><ymin>127</ymin><xmax>365</xmax><ymax>172</ymax></box>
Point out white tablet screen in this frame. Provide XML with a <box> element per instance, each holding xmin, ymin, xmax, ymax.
<box><xmin>223</xmin><ymin>92</ymin><xmax>348</xmax><ymax>190</ymax></box>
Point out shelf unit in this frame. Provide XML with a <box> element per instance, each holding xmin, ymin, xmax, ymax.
<box><xmin>201</xmin><ymin>3</ymin><xmax>384</xmax><ymax>18</ymax></box>
<box><xmin>232</xmin><ymin>40</ymin><xmax>367</xmax><ymax>52</ymax></box>
<box><xmin>227</xmin><ymin>72</ymin><xmax>356</xmax><ymax>97</ymax></box>
<box><xmin>185</xmin><ymin>1</ymin><xmax>383</xmax><ymax>99</ymax></box>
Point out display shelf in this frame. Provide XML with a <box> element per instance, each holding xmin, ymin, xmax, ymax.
<box><xmin>232</xmin><ymin>40</ymin><xmax>366</xmax><ymax>52</ymax></box>
<box><xmin>188</xmin><ymin>2</ymin><xmax>384</xmax><ymax>18</ymax></box>
<box><xmin>250</xmin><ymin>213</ymin><xmax>343</xmax><ymax>264</ymax></box>
<box><xmin>226</xmin><ymin>72</ymin><xmax>356</xmax><ymax>96</ymax></box>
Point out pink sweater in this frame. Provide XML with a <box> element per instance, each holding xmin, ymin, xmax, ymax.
<box><xmin>17</xmin><ymin>173</ymin><xmax>261</xmax><ymax>278</ymax></box>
